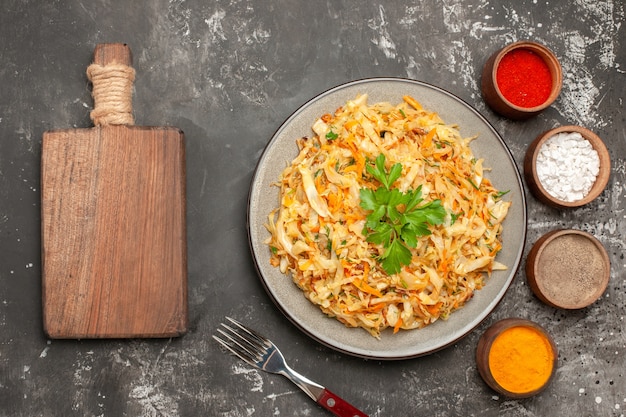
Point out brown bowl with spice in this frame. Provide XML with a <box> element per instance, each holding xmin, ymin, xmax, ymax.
<box><xmin>482</xmin><ymin>41</ymin><xmax>562</xmax><ymax>119</ymax></box>
<box><xmin>524</xmin><ymin>125</ymin><xmax>611</xmax><ymax>208</ymax></box>
<box><xmin>526</xmin><ymin>229</ymin><xmax>610</xmax><ymax>309</ymax></box>
<box><xmin>476</xmin><ymin>318</ymin><xmax>557</xmax><ymax>399</ymax></box>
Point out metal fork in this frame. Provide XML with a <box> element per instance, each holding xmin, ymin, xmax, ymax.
<box><xmin>214</xmin><ymin>317</ymin><xmax>368</xmax><ymax>417</ymax></box>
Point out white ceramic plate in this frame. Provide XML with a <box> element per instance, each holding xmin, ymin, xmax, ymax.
<box><xmin>247</xmin><ymin>78</ymin><xmax>527</xmax><ymax>360</ymax></box>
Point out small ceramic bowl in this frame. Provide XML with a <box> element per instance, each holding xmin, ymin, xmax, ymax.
<box><xmin>524</xmin><ymin>125</ymin><xmax>611</xmax><ymax>208</ymax></box>
<box><xmin>476</xmin><ymin>318</ymin><xmax>557</xmax><ymax>399</ymax></box>
<box><xmin>481</xmin><ymin>41</ymin><xmax>562</xmax><ymax>119</ymax></box>
<box><xmin>526</xmin><ymin>229</ymin><xmax>610</xmax><ymax>309</ymax></box>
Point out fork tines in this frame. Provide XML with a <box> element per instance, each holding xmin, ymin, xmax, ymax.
<box><xmin>213</xmin><ymin>317</ymin><xmax>270</xmax><ymax>367</ymax></box>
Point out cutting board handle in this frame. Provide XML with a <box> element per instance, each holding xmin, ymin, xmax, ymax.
<box><xmin>86</xmin><ymin>43</ymin><xmax>135</xmax><ymax>127</ymax></box>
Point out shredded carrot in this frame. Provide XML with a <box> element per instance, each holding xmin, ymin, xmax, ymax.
<box><xmin>298</xmin><ymin>259</ymin><xmax>313</xmax><ymax>271</ymax></box>
<box><xmin>314</xmin><ymin>171</ymin><xmax>324</xmax><ymax>193</ymax></box>
<box><xmin>438</xmin><ymin>253</ymin><xmax>449</xmax><ymax>273</ymax></box>
<box><xmin>367</xmin><ymin>304</ymin><xmax>386</xmax><ymax>313</ymax></box>
<box><xmin>403</xmin><ymin>95</ymin><xmax>423</xmax><ymax>110</ymax></box>
<box><xmin>344</xmin><ymin>119</ymin><xmax>359</xmax><ymax>131</ymax></box>
<box><xmin>422</xmin><ymin>127</ymin><xmax>437</xmax><ymax>148</ymax></box>
<box><xmin>353</xmin><ymin>278</ymin><xmax>383</xmax><ymax>298</ymax></box>
<box><xmin>426</xmin><ymin>302</ymin><xmax>443</xmax><ymax>316</ymax></box>
<box><xmin>393</xmin><ymin>316</ymin><xmax>403</xmax><ymax>333</ymax></box>
<box><xmin>327</xmin><ymin>192</ymin><xmax>341</xmax><ymax>213</ymax></box>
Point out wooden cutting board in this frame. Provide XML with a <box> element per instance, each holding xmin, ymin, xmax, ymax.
<box><xmin>41</xmin><ymin>43</ymin><xmax>188</xmax><ymax>339</ymax></box>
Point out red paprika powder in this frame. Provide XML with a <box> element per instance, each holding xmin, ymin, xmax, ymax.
<box><xmin>496</xmin><ymin>48</ymin><xmax>552</xmax><ymax>108</ymax></box>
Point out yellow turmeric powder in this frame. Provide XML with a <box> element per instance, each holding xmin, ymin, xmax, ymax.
<box><xmin>488</xmin><ymin>325</ymin><xmax>554</xmax><ymax>394</ymax></box>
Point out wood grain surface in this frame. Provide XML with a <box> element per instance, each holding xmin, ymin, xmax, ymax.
<box><xmin>40</xmin><ymin>44</ymin><xmax>187</xmax><ymax>338</ymax></box>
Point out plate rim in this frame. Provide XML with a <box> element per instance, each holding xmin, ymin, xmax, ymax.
<box><xmin>247</xmin><ymin>77</ymin><xmax>527</xmax><ymax>360</ymax></box>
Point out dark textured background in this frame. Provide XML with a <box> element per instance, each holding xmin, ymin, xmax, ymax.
<box><xmin>1</xmin><ymin>1</ymin><xmax>624</xmax><ymax>416</ymax></box>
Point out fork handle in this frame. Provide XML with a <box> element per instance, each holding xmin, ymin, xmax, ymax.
<box><xmin>317</xmin><ymin>388</ymin><xmax>369</xmax><ymax>417</ymax></box>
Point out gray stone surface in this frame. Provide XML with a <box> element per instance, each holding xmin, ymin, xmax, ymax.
<box><xmin>1</xmin><ymin>0</ymin><xmax>624</xmax><ymax>416</ymax></box>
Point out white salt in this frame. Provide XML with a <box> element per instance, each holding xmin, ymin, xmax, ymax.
<box><xmin>535</xmin><ymin>132</ymin><xmax>600</xmax><ymax>202</ymax></box>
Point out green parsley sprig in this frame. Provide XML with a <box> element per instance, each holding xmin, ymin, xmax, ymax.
<box><xmin>359</xmin><ymin>154</ymin><xmax>446</xmax><ymax>275</ymax></box>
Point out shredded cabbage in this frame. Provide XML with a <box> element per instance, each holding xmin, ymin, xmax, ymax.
<box><xmin>265</xmin><ymin>94</ymin><xmax>511</xmax><ymax>338</ymax></box>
